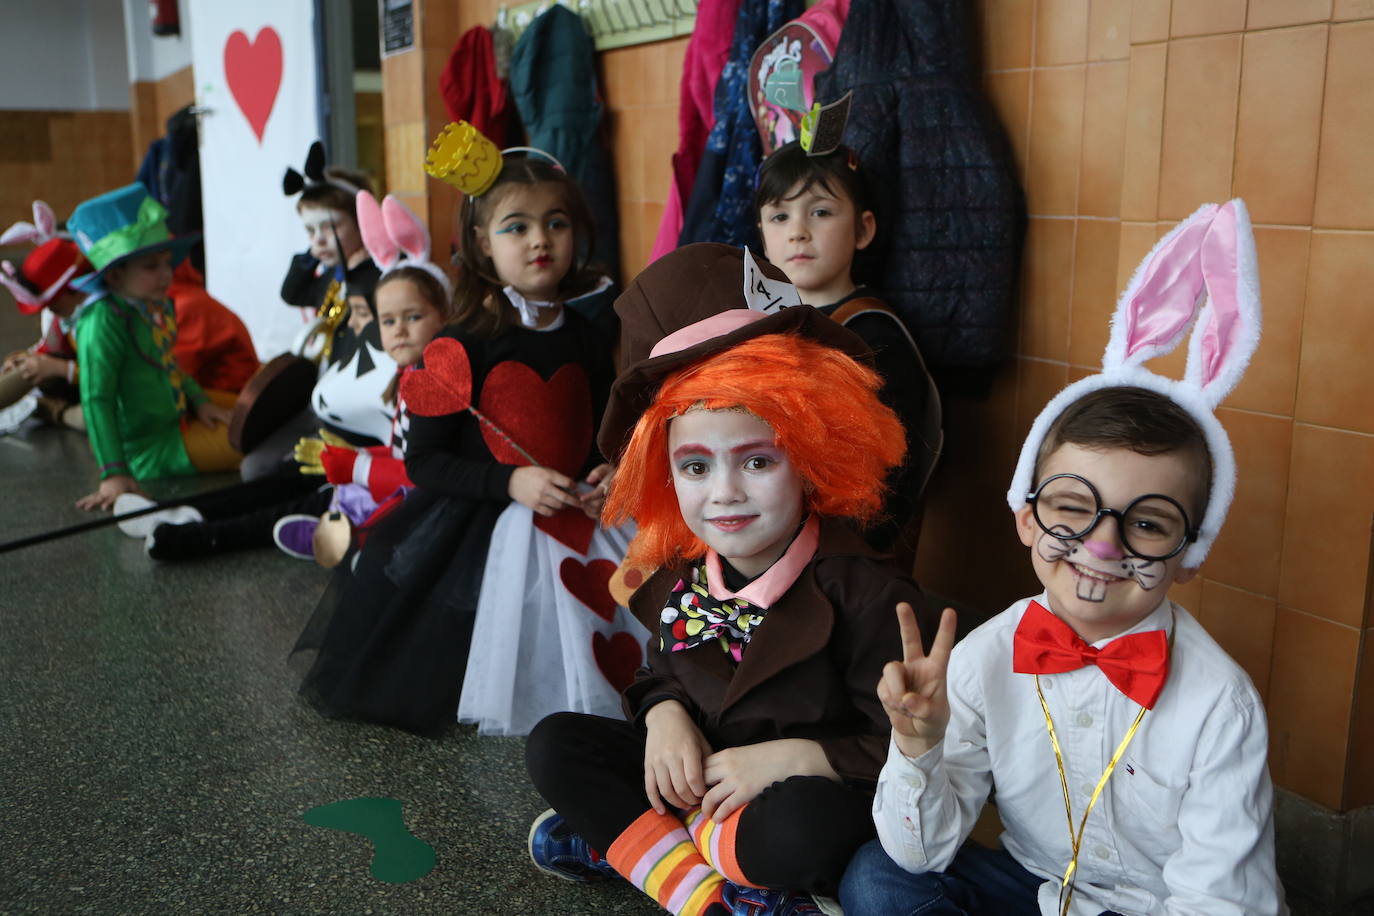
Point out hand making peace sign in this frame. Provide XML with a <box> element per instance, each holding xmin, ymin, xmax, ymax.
<box><xmin>877</xmin><ymin>603</ymin><xmax>959</xmax><ymax>760</ymax></box>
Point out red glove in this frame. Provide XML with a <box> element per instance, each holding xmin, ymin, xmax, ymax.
<box><xmin>319</xmin><ymin>444</ymin><xmax>359</xmax><ymax>485</ymax></box>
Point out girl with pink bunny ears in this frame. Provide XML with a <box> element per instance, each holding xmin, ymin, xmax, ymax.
<box><xmin>843</xmin><ymin>199</ymin><xmax>1286</xmax><ymax>916</ymax></box>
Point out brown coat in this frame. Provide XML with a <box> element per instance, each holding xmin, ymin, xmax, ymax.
<box><xmin>622</xmin><ymin>518</ymin><xmax>936</xmax><ymax>789</ymax></box>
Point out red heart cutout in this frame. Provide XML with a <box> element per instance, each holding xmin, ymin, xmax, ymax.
<box><xmin>560</xmin><ymin>557</ymin><xmax>619</xmax><ymax>621</ymax></box>
<box><xmin>593</xmin><ymin>631</ymin><xmax>642</xmax><ymax>692</ymax></box>
<box><xmin>479</xmin><ymin>362</ymin><xmax>590</xmax><ymax>477</ymax></box>
<box><xmin>401</xmin><ymin>338</ymin><xmax>474</xmax><ymax>416</ymax></box>
<box><xmin>224</xmin><ymin>28</ymin><xmax>283</xmax><ymax>144</ymax></box>
<box><xmin>535</xmin><ymin>509</ymin><xmax>596</xmax><ymax>555</ymax></box>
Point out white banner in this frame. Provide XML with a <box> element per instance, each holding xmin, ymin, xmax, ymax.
<box><xmin>188</xmin><ymin>0</ymin><xmax>319</xmax><ymax>359</ymax></box>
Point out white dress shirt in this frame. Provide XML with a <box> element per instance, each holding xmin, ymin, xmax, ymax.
<box><xmin>873</xmin><ymin>595</ymin><xmax>1287</xmax><ymax>916</ymax></box>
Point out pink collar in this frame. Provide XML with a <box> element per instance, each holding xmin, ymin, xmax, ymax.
<box><xmin>704</xmin><ymin>515</ymin><xmax>820</xmax><ymax>609</ymax></box>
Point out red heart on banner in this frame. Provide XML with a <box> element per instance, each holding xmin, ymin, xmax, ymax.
<box><xmin>479</xmin><ymin>361</ymin><xmax>591</xmax><ymax>477</ymax></box>
<box><xmin>593</xmin><ymin>631</ymin><xmax>642</xmax><ymax>692</ymax></box>
<box><xmin>224</xmin><ymin>27</ymin><xmax>283</xmax><ymax>144</ymax></box>
<box><xmin>401</xmin><ymin>337</ymin><xmax>474</xmax><ymax>416</ymax></box>
<box><xmin>560</xmin><ymin>557</ymin><xmax>619</xmax><ymax>621</ymax></box>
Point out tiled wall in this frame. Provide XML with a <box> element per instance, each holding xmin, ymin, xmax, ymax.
<box><xmin>129</xmin><ymin>65</ymin><xmax>194</xmax><ymax>170</ymax></box>
<box><xmin>393</xmin><ymin>0</ymin><xmax>1374</xmax><ymax>814</ymax></box>
<box><xmin>0</xmin><ymin>110</ymin><xmax>136</xmax><ymax>222</ymax></box>
<box><xmin>387</xmin><ymin>0</ymin><xmax>683</xmax><ymax>282</ymax></box>
<box><xmin>957</xmin><ymin>0</ymin><xmax>1374</xmax><ymax>814</ymax></box>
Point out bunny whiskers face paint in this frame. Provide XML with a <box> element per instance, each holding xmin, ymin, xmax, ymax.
<box><xmin>1016</xmin><ymin>444</ymin><xmax>1196</xmax><ymax>643</ymax></box>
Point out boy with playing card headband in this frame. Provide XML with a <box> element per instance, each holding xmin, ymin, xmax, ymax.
<box><xmin>841</xmin><ymin>200</ymin><xmax>1285</xmax><ymax>915</ymax></box>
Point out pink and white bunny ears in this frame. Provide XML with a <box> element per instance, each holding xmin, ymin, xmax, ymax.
<box><xmin>1</xmin><ymin>202</ymin><xmax>85</xmax><ymax>315</ymax></box>
<box><xmin>1007</xmin><ymin>199</ymin><xmax>1261</xmax><ymax>568</ymax></box>
<box><xmin>355</xmin><ymin>191</ymin><xmax>452</xmax><ymax>297</ymax></box>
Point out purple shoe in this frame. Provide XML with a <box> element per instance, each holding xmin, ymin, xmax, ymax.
<box><xmin>272</xmin><ymin>514</ymin><xmax>319</xmax><ymax>560</ymax></box>
<box><xmin>723</xmin><ymin>884</ymin><xmax>824</xmax><ymax>916</ymax></box>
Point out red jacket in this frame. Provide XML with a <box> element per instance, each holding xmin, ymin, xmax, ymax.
<box><xmin>169</xmin><ymin>262</ymin><xmax>259</xmax><ymax>393</ymax></box>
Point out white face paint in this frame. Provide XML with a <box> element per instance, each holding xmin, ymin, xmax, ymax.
<box><xmin>299</xmin><ymin>206</ymin><xmax>361</xmax><ymax>267</ymax></box>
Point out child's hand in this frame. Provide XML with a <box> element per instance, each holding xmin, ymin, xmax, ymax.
<box><xmin>700</xmin><ymin>738</ymin><xmax>838</xmax><ymax>822</ymax></box>
<box><xmin>75</xmin><ymin>474</ymin><xmax>146</xmax><ymax>511</ymax></box>
<box><xmin>577</xmin><ymin>463</ymin><xmax>615</xmax><ymax>519</ymax></box>
<box><xmin>879</xmin><ymin>604</ymin><xmax>958</xmax><ymax>760</ymax></box>
<box><xmin>507</xmin><ymin>466</ymin><xmax>582</xmax><ymax>516</ymax></box>
<box><xmin>193</xmin><ymin>399</ymin><xmax>232</xmax><ymax>429</ymax></box>
<box><xmin>9</xmin><ymin>352</ymin><xmax>67</xmax><ymax>383</ymax></box>
<box><xmin>643</xmin><ymin>700</ymin><xmax>713</xmax><ymax>814</ymax></box>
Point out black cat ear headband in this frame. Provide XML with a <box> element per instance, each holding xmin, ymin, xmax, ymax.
<box><xmin>282</xmin><ymin>141</ymin><xmax>361</xmax><ymax>198</ymax></box>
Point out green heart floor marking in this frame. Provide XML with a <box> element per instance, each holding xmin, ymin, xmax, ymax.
<box><xmin>303</xmin><ymin>797</ymin><xmax>436</xmax><ymax>883</ymax></box>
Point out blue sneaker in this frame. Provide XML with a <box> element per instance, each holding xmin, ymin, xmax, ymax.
<box><xmin>527</xmin><ymin>809</ymin><xmax>620</xmax><ymax>882</ymax></box>
<box><xmin>723</xmin><ymin>883</ymin><xmax>824</xmax><ymax>916</ymax></box>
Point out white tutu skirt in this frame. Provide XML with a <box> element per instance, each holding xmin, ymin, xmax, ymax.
<box><xmin>458</xmin><ymin>503</ymin><xmax>649</xmax><ymax>736</ymax></box>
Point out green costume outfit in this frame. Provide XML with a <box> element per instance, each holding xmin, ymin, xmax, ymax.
<box><xmin>77</xmin><ymin>293</ymin><xmax>204</xmax><ymax>480</ymax></box>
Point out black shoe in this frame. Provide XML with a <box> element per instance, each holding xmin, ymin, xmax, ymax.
<box><xmin>146</xmin><ymin>522</ymin><xmax>216</xmax><ymax>562</ymax></box>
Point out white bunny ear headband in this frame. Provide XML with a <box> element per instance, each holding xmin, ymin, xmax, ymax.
<box><xmin>1007</xmin><ymin>199</ymin><xmax>1261</xmax><ymax>568</ymax></box>
<box><xmin>0</xmin><ymin>200</ymin><xmax>62</xmax><ymax>246</ymax></box>
<box><xmin>355</xmin><ymin>191</ymin><xmax>452</xmax><ymax>298</ymax></box>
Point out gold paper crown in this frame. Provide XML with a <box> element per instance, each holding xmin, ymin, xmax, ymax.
<box><xmin>425</xmin><ymin>121</ymin><xmax>503</xmax><ymax>196</ymax></box>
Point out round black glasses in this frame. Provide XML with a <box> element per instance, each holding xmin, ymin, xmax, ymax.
<box><xmin>1025</xmin><ymin>474</ymin><xmax>1198</xmax><ymax>561</ymax></box>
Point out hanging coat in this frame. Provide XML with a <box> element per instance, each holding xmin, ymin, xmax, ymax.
<box><xmin>509</xmin><ymin>6</ymin><xmax>620</xmax><ymax>280</ymax></box>
<box><xmin>814</xmin><ymin>0</ymin><xmax>1024</xmax><ymax>370</ymax></box>
<box><xmin>440</xmin><ymin>26</ymin><xmax>516</xmax><ymax>147</ymax></box>
<box><xmin>678</xmin><ymin>0</ymin><xmax>802</xmax><ymax>250</ymax></box>
<box><xmin>647</xmin><ymin>0</ymin><xmax>742</xmax><ymax>263</ymax></box>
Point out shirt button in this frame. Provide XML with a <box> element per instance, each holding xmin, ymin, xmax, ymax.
<box><xmin>1042</xmin><ymin>679</ymin><xmax>1053</xmax><ymax>690</ymax></box>
<box><xmin>1077</xmin><ymin>712</ymin><xmax>1093</xmax><ymax>728</ymax></box>
<box><xmin>1094</xmin><ymin>845</ymin><xmax>1111</xmax><ymax>860</ymax></box>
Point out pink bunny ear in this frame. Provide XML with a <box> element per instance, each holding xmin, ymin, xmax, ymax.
<box><xmin>1185</xmin><ymin>199</ymin><xmax>1261</xmax><ymax>406</ymax></box>
<box><xmin>355</xmin><ymin>190</ymin><xmax>399</xmax><ymax>270</ymax></box>
<box><xmin>381</xmin><ymin>195</ymin><xmax>431</xmax><ymax>263</ymax></box>
<box><xmin>1103</xmin><ymin>203</ymin><xmax>1221</xmax><ymax>370</ymax></box>
<box><xmin>33</xmin><ymin>201</ymin><xmax>56</xmax><ymax>240</ymax></box>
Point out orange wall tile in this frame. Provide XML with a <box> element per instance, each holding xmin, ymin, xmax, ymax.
<box><xmin>1036</xmin><ymin>0</ymin><xmax>1091</xmax><ymax>65</ymax></box>
<box><xmin>1170</xmin><ymin>0</ymin><xmax>1247</xmax><ymax>38</ymax></box>
<box><xmin>1066</xmin><ymin>217</ymin><xmax>1121</xmax><ymax>366</ymax></box>
<box><xmin>1267</xmin><ymin>607</ymin><xmax>1360</xmax><ymax>809</ymax></box>
<box><xmin>1348</xmin><ymin>629</ymin><xmax>1374</xmax><ymax>808</ymax></box>
<box><xmin>1197</xmin><ymin>578</ymin><xmax>1276</xmax><ymax>699</ymax></box>
<box><xmin>1205</xmin><ymin>409</ymin><xmax>1292</xmax><ymax>598</ymax></box>
<box><xmin>1279</xmin><ymin>423</ymin><xmax>1374</xmax><ymax>628</ymax></box>
<box><xmin>1130</xmin><ymin>0</ymin><xmax>1171</xmax><ymax>43</ymax></box>
<box><xmin>1026</xmin><ymin>65</ymin><xmax>1086</xmax><ymax>214</ymax></box>
<box><xmin>1019</xmin><ymin>217</ymin><xmax>1075</xmax><ymax>360</ymax></box>
<box><xmin>981</xmin><ymin>0</ymin><xmax>1036</xmax><ymax>69</ymax></box>
<box><xmin>1233</xmin><ymin>26</ymin><xmax>1327</xmax><ymax>226</ymax></box>
<box><xmin>1247</xmin><ymin>0</ymin><xmax>1332</xmax><ymax>30</ymax></box>
<box><xmin>1118</xmin><ymin>43</ymin><xmax>1166</xmax><ymax>220</ymax></box>
<box><xmin>0</xmin><ymin>111</ymin><xmax>134</xmax><ymax>222</ymax></box>
<box><xmin>1077</xmin><ymin>61</ymin><xmax>1128</xmax><ymax>216</ymax></box>
<box><xmin>1294</xmin><ymin>231</ymin><xmax>1374</xmax><ymax>435</ymax></box>
<box><xmin>1087</xmin><ymin>0</ymin><xmax>1131</xmax><ymax>60</ymax></box>
<box><xmin>1157</xmin><ymin>35</ymin><xmax>1241</xmax><ymax>219</ymax></box>
<box><xmin>1314</xmin><ymin>21</ymin><xmax>1374</xmax><ymax>230</ymax></box>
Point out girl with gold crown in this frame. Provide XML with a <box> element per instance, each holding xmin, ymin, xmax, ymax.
<box><xmin>294</xmin><ymin>121</ymin><xmax>634</xmax><ymax>737</ymax></box>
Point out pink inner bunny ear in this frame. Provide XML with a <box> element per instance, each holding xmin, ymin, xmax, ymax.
<box><xmin>381</xmin><ymin>196</ymin><xmax>431</xmax><ymax>262</ymax></box>
<box><xmin>1117</xmin><ymin>211</ymin><xmax>1215</xmax><ymax>362</ymax></box>
<box><xmin>33</xmin><ymin>201</ymin><xmax>55</xmax><ymax>240</ymax></box>
<box><xmin>0</xmin><ymin>262</ymin><xmax>41</xmax><ymax>307</ymax></box>
<box><xmin>1188</xmin><ymin>199</ymin><xmax>1259</xmax><ymax>403</ymax></box>
<box><xmin>355</xmin><ymin>191</ymin><xmax>399</xmax><ymax>270</ymax></box>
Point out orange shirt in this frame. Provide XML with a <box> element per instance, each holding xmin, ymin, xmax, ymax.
<box><xmin>169</xmin><ymin>262</ymin><xmax>259</xmax><ymax>393</ymax></box>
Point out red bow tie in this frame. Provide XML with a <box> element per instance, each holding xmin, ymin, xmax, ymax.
<box><xmin>1013</xmin><ymin>601</ymin><xmax>1169</xmax><ymax>709</ymax></box>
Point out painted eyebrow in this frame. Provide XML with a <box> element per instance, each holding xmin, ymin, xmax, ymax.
<box><xmin>672</xmin><ymin>443</ymin><xmax>713</xmax><ymax>460</ymax></box>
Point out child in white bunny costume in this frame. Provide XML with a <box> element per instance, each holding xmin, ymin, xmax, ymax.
<box><xmin>840</xmin><ymin>200</ymin><xmax>1287</xmax><ymax>916</ymax></box>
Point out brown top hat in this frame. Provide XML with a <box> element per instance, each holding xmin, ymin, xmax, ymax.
<box><xmin>598</xmin><ymin>243</ymin><xmax>873</xmax><ymax>461</ymax></box>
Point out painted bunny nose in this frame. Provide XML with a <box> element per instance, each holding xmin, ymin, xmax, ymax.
<box><xmin>1082</xmin><ymin>539</ymin><xmax>1123</xmax><ymax>560</ymax></box>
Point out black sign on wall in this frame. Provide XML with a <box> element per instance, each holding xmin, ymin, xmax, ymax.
<box><xmin>381</xmin><ymin>0</ymin><xmax>414</xmax><ymax>57</ymax></box>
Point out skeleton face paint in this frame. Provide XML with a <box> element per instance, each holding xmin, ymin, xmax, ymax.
<box><xmin>1016</xmin><ymin>444</ymin><xmax>1198</xmax><ymax>643</ymax></box>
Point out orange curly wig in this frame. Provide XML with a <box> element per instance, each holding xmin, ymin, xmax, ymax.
<box><xmin>604</xmin><ymin>333</ymin><xmax>907</xmax><ymax>570</ymax></box>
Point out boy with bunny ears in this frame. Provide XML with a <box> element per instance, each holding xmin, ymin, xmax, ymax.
<box><xmin>840</xmin><ymin>200</ymin><xmax>1287</xmax><ymax>916</ymax></box>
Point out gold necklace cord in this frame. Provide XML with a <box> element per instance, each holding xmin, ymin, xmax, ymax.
<box><xmin>1034</xmin><ymin>673</ymin><xmax>1148</xmax><ymax>916</ymax></box>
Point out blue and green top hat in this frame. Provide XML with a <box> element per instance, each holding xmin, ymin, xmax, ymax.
<box><xmin>67</xmin><ymin>183</ymin><xmax>199</xmax><ymax>292</ymax></box>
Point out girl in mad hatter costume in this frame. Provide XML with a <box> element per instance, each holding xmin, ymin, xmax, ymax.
<box><xmin>68</xmin><ymin>183</ymin><xmax>241</xmax><ymax>511</ymax></box>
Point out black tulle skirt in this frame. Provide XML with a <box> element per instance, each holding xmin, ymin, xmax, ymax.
<box><xmin>292</xmin><ymin>488</ymin><xmax>505</xmax><ymax>735</ymax></box>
